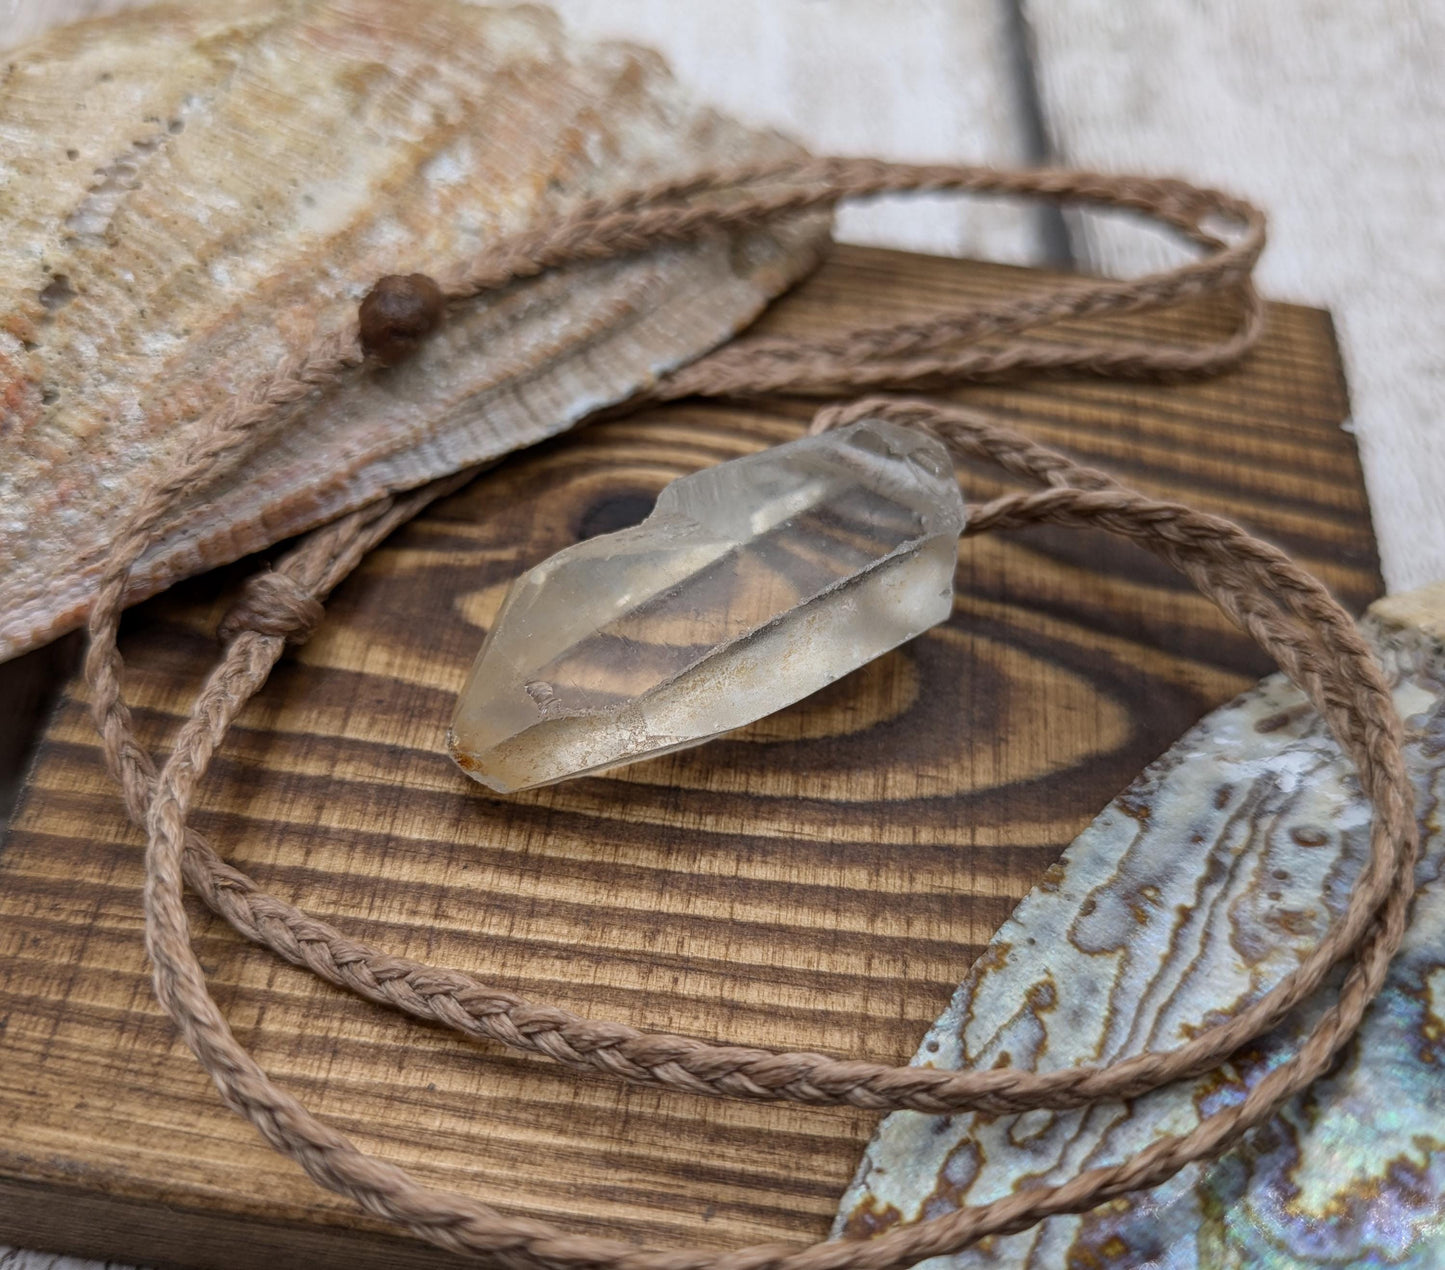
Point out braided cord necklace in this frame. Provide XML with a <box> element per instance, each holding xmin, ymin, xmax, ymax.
<box><xmin>84</xmin><ymin>160</ymin><xmax>1417</xmax><ymax>1266</ymax></box>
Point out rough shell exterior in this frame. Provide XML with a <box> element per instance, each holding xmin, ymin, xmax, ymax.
<box><xmin>0</xmin><ymin>0</ymin><xmax>827</xmax><ymax>662</ymax></box>
<box><xmin>837</xmin><ymin>588</ymin><xmax>1445</xmax><ymax>1267</ymax></box>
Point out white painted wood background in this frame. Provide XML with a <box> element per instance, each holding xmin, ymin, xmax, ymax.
<box><xmin>0</xmin><ymin>1</ymin><xmax>1441</xmax><ymax>1266</ymax></box>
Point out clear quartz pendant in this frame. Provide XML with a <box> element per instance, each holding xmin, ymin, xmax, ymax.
<box><xmin>448</xmin><ymin>419</ymin><xmax>966</xmax><ymax>792</ymax></box>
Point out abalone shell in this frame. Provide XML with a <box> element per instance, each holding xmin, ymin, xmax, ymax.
<box><xmin>837</xmin><ymin>586</ymin><xmax>1445</xmax><ymax>1267</ymax></box>
<box><xmin>0</xmin><ymin>0</ymin><xmax>827</xmax><ymax>661</ymax></box>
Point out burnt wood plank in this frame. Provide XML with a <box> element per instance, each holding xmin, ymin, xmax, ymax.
<box><xmin>0</xmin><ymin>244</ymin><xmax>1380</xmax><ymax>1268</ymax></box>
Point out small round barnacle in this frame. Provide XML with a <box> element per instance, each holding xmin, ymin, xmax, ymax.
<box><xmin>358</xmin><ymin>273</ymin><xmax>445</xmax><ymax>365</ymax></box>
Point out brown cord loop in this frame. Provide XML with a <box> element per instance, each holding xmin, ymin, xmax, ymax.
<box><xmin>217</xmin><ymin>570</ymin><xmax>327</xmax><ymax>645</ymax></box>
<box><xmin>80</xmin><ymin>159</ymin><xmax>1418</xmax><ymax>1265</ymax></box>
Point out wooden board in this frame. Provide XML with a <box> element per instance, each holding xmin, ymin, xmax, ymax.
<box><xmin>0</xmin><ymin>245</ymin><xmax>1380</xmax><ymax>1270</ymax></box>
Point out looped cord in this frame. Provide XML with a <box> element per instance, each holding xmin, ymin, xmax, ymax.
<box><xmin>216</xmin><ymin>570</ymin><xmax>326</xmax><ymax>645</ymax></box>
<box><xmin>81</xmin><ymin>159</ymin><xmax>1417</xmax><ymax>1265</ymax></box>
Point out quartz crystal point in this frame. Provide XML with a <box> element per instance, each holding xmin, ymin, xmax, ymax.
<box><xmin>448</xmin><ymin>420</ymin><xmax>966</xmax><ymax>792</ymax></box>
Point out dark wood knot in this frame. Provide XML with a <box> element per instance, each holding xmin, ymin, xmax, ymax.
<box><xmin>218</xmin><ymin>571</ymin><xmax>326</xmax><ymax>646</ymax></box>
<box><xmin>358</xmin><ymin>273</ymin><xmax>446</xmax><ymax>365</ymax></box>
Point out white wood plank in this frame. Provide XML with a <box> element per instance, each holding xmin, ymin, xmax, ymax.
<box><xmin>1024</xmin><ymin>0</ymin><xmax>1445</xmax><ymax>594</ymax></box>
<box><xmin>547</xmin><ymin>0</ymin><xmax>1035</xmax><ymax>262</ymax></box>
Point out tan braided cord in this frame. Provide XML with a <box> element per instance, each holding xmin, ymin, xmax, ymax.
<box><xmin>80</xmin><ymin>160</ymin><xmax>1417</xmax><ymax>1264</ymax></box>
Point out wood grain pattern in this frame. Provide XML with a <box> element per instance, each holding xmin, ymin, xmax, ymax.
<box><xmin>0</xmin><ymin>245</ymin><xmax>1380</xmax><ymax>1269</ymax></box>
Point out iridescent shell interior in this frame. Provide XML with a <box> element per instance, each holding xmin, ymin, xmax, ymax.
<box><xmin>838</xmin><ymin>592</ymin><xmax>1445</xmax><ymax>1268</ymax></box>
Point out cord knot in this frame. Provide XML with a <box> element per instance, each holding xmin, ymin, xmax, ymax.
<box><xmin>217</xmin><ymin>571</ymin><xmax>325</xmax><ymax>646</ymax></box>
